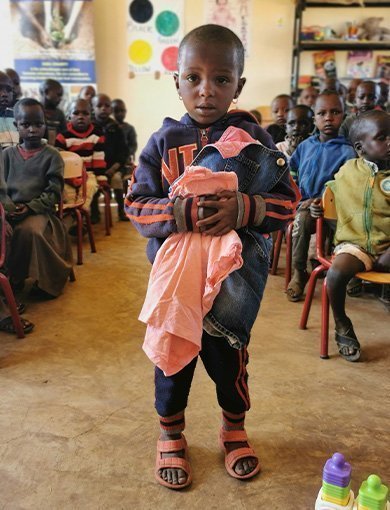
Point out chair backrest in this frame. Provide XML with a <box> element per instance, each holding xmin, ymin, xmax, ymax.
<box><xmin>60</xmin><ymin>151</ymin><xmax>84</xmax><ymax>179</ymax></box>
<box><xmin>0</xmin><ymin>203</ymin><xmax>6</xmax><ymax>268</ymax></box>
<box><xmin>322</xmin><ymin>186</ymin><xmax>337</xmax><ymax>220</ymax></box>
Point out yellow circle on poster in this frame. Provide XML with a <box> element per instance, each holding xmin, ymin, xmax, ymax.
<box><xmin>128</xmin><ymin>40</ymin><xmax>153</xmax><ymax>64</ymax></box>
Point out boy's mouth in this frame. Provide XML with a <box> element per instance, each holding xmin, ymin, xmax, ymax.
<box><xmin>196</xmin><ymin>104</ymin><xmax>216</xmax><ymax>112</ymax></box>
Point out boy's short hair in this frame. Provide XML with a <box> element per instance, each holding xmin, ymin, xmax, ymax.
<box><xmin>178</xmin><ymin>24</ymin><xmax>245</xmax><ymax>76</ymax></box>
<box><xmin>272</xmin><ymin>94</ymin><xmax>294</xmax><ymax>105</ymax></box>
<box><xmin>314</xmin><ymin>90</ymin><xmax>344</xmax><ymax>110</ymax></box>
<box><xmin>39</xmin><ymin>78</ymin><xmax>63</xmax><ymax>96</ymax></box>
<box><xmin>14</xmin><ymin>97</ymin><xmax>45</xmax><ymax>120</ymax></box>
<box><xmin>349</xmin><ymin>109</ymin><xmax>388</xmax><ymax>146</ymax></box>
<box><xmin>67</xmin><ymin>98</ymin><xmax>91</xmax><ymax>116</ymax></box>
<box><xmin>288</xmin><ymin>105</ymin><xmax>314</xmax><ymax>118</ymax></box>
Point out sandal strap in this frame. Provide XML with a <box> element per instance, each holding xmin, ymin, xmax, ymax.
<box><xmin>157</xmin><ymin>435</ymin><xmax>187</xmax><ymax>454</ymax></box>
<box><xmin>156</xmin><ymin>456</ymin><xmax>191</xmax><ymax>473</ymax></box>
<box><xmin>224</xmin><ymin>446</ymin><xmax>258</xmax><ymax>470</ymax></box>
<box><xmin>220</xmin><ymin>428</ymin><xmax>249</xmax><ymax>444</ymax></box>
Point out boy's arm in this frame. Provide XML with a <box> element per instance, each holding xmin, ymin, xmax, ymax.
<box><xmin>91</xmin><ymin>134</ymin><xmax>107</xmax><ymax>173</ymax></box>
<box><xmin>26</xmin><ymin>151</ymin><xmax>64</xmax><ymax>214</ymax></box>
<box><xmin>125</xmin><ymin>139</ymin><xmax>179</xmax><ymax>239</ymax></box>
<box><xmin>54</xmin><ymin>133</ymin><xmax>67</xmax><ymax>151</ymax></box>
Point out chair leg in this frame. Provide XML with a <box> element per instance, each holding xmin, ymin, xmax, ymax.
<box><xmin>270</xmin><ymin>230</ymin><xmax>283</xmax><ymax>275</ymax></box>
<box><xmin>0</xmin><ymin>275</ymin><xmax>25</xmax><ymax>339</ymax></box>
<box><xmin>320</xmin><ymin>278</ymin><xmax>330</xmax><ymax>359</ymax></box>
<box><xmin>102</xmin><ymin>188</ymin><xmax>111</xmax><ymax>236</ymax></box>
<box><xmin>75</xmin><ymin>208</ymin><xmax>83</xmax><ymax>265</ymax></box>
<box><xmin>82</xmin><ymin>209</ymin><xmax>97</xmax><ymax>253</ymax></box>
<box><xmin>299</xmin><ymin>264</ymin><xmax>326</xmax><ymax>330</ymax></box>
<box><xmin>285</xmin><ymin>222</ymin><xmax>293</xmax><ymax>291</ymax></box>
<box><xmin>69</xmin><ymin>267</ymin><xmax>76</xmax><ymax>282</ymax></box>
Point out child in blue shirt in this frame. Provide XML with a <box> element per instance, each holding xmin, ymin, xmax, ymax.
<box><xmin>287</xmin><ymin>91</ymin><xmax>356</xmax><ymax>302</ymax></box>
<box><xmin>126</xmin><ymin>24</ymin><xmax>297</xmax><ymax>490</ymax></box>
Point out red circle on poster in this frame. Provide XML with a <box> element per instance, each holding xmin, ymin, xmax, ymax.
<box><xmin>161</xmin><ymin>46</ymin><xmax>178</xmax><ymax>72</ymax></box>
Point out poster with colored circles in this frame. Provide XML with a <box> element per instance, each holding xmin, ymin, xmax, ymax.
<box><xmin>127</xmin><ymin>0</ymin><xmax>183</xmax><ymax>75</ymax></box>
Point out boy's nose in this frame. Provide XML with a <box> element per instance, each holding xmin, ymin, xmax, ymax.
<box><xmin>200</xmin><ymin>81</ymin><xmax>214</xmax><ymax>97</ymax></box>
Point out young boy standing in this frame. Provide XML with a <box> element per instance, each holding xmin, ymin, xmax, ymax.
<box><xmin>287</xmin><ymin>91</ymin><xmax>356</xmax><ymax>301</ymax></box>
<box><xmin>326</xmin><ymin>110</ymin><xmax>390</xmax><ymax>361</ymax></box>
<box><xmin>111</xmin><ymin>98</ymin><xmax>137</xmax><ymax>163</ymax></box>
<box><xmin>0</xmin><ymin>71</ymin><xmax>19</xmax><ymax>149</ymax></box>
<box><xmin>126</xmin><ymin>24</ymin><xmax>297</xmax><ymax>489</ymax></box>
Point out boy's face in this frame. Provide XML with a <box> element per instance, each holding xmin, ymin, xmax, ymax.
<box><xmin>93</xmin><ymin>94</ymin><xmax>112</xmax><ymax>123</ymax></box>
<box><xmin>357</xmin><ymin>116</ymin><xmax>390</xmax><ymax>164</ymax></box>
<box><xmin>347</xmin><ymin>79</ymin><xmax>362</xmax><ymax>105</ymax></box>
<box><xmin>299</xmin><ymin>87</ymin><xmax>318</xmax><ymax>107</ymax></box>
<box><xmin>355</xmin><ymin>83</ymin><xmax>377</xmax><ymax>113</ymax></box>
<box><xmin>44</xmin><ymin>84</ymin><xmax>63</xmax><ymax>108</ymax></box>
<box><xmin>0</xmin><ymin>74</ymin><xmax>13</xmax><ymax>111</ymax></box>
<box><xmin>314</xmin><ymin>94</ymin><xmax>344</xmax><ymax>140</ymax></box>
<box><xmin>69</xmin><ymin>99</ymin><xmax>91</xmax><ymax>132</ymax></box>
<box><xmin>15</xmin><ymin>104</ymin><xmax>46</xmax><ymax>149</ymax></box>
<box><xmin>112</xmin><ymin>101</ymin><xmax>126</xmax><ymax>123</ymax></box>
<box><xmin>271</xmin><ymin>97</ymin><xmax>292</xmax><ymax>126</ymax></box>
<box><xmin>80</xmin><ymin>86</ymin><xmax>95</xmax><ymax>102</ymax></box>
<box><xmin>5</xmin><ymin>69</ymin><xmax>22</xmax><ymax>101</ymax></box>
<box><xmin>174</xmin><ymin>40</ymin><xmax>245</xmax><ymax>128</ymax></box>
<box><xmin>286</xmin><ymin>109</ymin><xmax>313</xmax><ymax>138</ymax></box>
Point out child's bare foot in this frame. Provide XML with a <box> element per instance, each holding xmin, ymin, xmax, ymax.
<box><xmin>155</xmin><ymin>432</ymin><xmax>192</xmax><ymax>489</ymax></box>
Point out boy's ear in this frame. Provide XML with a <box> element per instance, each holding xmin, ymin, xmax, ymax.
<box><xmin>354</xmin><ymin>140</ymin><xmax>364</xmax><ymax>155</ymax></box>
<box><xmin>173</xmin><ymin>72</ymin><xmax>180</xmax><ymax>94</ymax></box>
<box><xmin>235</xmin><ymin>77</ymin><xmax>246</xmax><ymax>99</ymax></box>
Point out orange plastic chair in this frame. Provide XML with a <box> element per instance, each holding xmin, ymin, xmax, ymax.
<box><xmin>299</xmin><ymin>187</ymin><xmax>390</xmax><ymax>359</ymax></box>
<box><xmin>59</xmin><ymin>151</ymin><xmax>96</xmax><ymax>265</ymax></box>
<box><xmin>0</xmin><ymin>203</ymin><xmax>25</xmax><ymax>338</ymax></box>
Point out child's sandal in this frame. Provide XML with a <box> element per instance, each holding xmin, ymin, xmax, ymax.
<box><xmin>335</xmin><ymin>328</ymin><xmax>361</xmax><ymax>362</ymax></box>
<box><xmin>219</xmin><ymin>428</ymin><xmax>261</xmax><ymax>480</ymax></box>
<box><xmin>155</xmin><ymin>433</ymin><xmax>192</xmax><ymax>490</ymax></box>
<box><xmin>286</xmin><ymin>271</ymin><xmax>309</xmax><ymax>302</ymax></box>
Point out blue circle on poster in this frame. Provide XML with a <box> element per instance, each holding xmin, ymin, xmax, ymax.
<box><xmin>129</xmin><ymin>0</ymin><xmax>153</xmax><ymax>24</ymax></box>
<box><xmin>155</xmin><ymin>11</ymin><xmax>179</xmax><ymax>37</ymax></box>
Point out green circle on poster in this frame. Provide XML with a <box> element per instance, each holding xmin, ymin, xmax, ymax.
<box><xmin>155</xmin><ymin>11</ymin><xmax>179</xmax><ymax>37</ymax></box>
<box><xmin>128</xmin><ymin>40</ymin><xmax>153</xmax><ymax>65</ymax></box>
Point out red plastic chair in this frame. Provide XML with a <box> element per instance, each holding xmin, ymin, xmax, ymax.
<box><xmin>299</xmin><ymin>187</ymin><xmax>390</xmax><ymax>359</ymax></box>
<box><xmin>0</xmin><ymin>203</ymin><xmax>25</xmax><ymax>338</ymax></box>
<box><xmin>59</xmin><ymin>151</ymin><xmax>96</xmax><ymax>265</ymax></box>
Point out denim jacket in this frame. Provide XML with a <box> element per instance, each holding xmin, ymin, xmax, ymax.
<box><xmin>188</xmin><ymin>128</ymin><xmax>294</xmax><ymax>348</ymax></box>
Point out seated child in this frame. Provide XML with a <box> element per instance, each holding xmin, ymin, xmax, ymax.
<box><xmin>339</xmin><ymin>81</ymin><xmax>379</xmax><ymax>140</ymax></box>
<box><xmin>249</xmin><ymin>109</ymin><xmax>262</xmax><ymax>125</ymax></box>
<box><xmin>326</xmin><ymin>110</ymin><xmax>390</xmax><ymax>362</ymax></box>
<box><xmin>5</xmin><ymin>68</ymin><xmax>22</xmax><ymax>107</ymax></box>
<box><xmin>287</xmin><ymin>91</ymin><xmax>356</xmax><ymax>302</ymax></box>
<box><xmin>111</xmin><ymin>98</ymin><xmax>137</xmax><ymax>162</ymax></box>
<box><xmin>0</xmin><ymin>71</ymin><xmax>19</xmax><ymax>149</ymax></box>
<box><xmin>78</xmin><ymin>85</ymin><xmax>96</xmax><ymax>104</ymax></box>
<box><xmin>276</xmin><ymin>105</ymin><xmax>314</xmax><ymax>158</ymax></box>
<box><xmin>298</xmin><ymin>86</ymin><xmax>318</xmax><ymax>108</ymax></box>
<box><xmin>2</xmin><ymin>98</ymin><xmax>73</xmax><ymax>298</ymax></box>
<box><xmin>266</xmin><ymin>94</ymin><xmax>294</xmax><ymax>143</ymax></box>
<box><xmin>0</xmin><ymin>145</ymin><xmax>34</xmax><ymax>335</ymax></box>
<box><xmin>55</xmin><ymin>98</ymin><xmax>104</xmax><ymax>214</ymax></box>
<box><xmin>39</xmin><ymin>79</ymin><xmax>67</xmax><ymax>145</ymax></box>
<box><xmin>346</xmin><ymin>78</ymin><xmax>362</xmax><ymax>114</ymax></box>
<box><xmin>92</xmin><ymin>93</ymin><xmax>129</xmax><ymax>222</ymax></box>
<box><xmin>126</xmin><ymin>24</ymin><xmax>297</xmax><ymax>489</ymax></box>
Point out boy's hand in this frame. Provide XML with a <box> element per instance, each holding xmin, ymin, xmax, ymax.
<box><xmin>8</xmin><ymin>204</ymin><xmax>29</xmax><ymax>222</ymax></box>
<box><xmin>196</xmin><ymin>190</ymin><xmax>238</xmax><ymax>236</ymax></box>
<box><xmin>309</xmin><ymin>198</ymin><xmax>323</xmax><ymax>218</ymax></box>
<box><xmin>298</xmin><ymin>198</ymin><xmax>314</xmax><ymax>211</ymax></box>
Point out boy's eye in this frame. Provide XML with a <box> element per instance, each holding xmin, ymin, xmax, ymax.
<box><xmin>186</xmin><ymin>74</ymin><xmax>198</xmax><ymax>82</ymax></box>
<box><xmin>20</xmin><ymin>123</ymin><xmax>29</xmax><ymax>128</ymax></box>
<box><xmin>216</xmin><ymin>76</ymin><xmax>229</xmax><ymax>84</ymax></box>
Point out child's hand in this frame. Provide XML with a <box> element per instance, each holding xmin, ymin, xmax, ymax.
<box><xmin>309</xmin><ymin>198</ymin><xmax>323</xmax><ymax>218</ymax></box>
<box><xmin>196</xmin><ymin>190</ymin><xmax>238</xmax><ymax>236</ymax></box>
<box><xmin>298</xmin><ymin>198</ymin><xmax>314</xmax><ymax>211</ymax></box>
<box><xmin>8</xmin><ymin>204</ymin><xmax>29</xmax><ymax>222</ymax></box>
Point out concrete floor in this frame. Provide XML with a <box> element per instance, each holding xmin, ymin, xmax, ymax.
<box><xmin>0</xmin><ymin>216</ymin><xmax>389</xmax><ymax>510</ymax></box>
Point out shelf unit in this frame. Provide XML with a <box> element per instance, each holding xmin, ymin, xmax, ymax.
<box><xmin>291</xmin><ymin>0</ymin><xmax>390</xmax><ymax>94</ymax></box>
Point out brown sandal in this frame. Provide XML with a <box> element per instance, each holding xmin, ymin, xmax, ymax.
<box><xmin>286</xmin><ymin>271</ymin><xmax>309</xmax><ymax>302</ymax></box>
<box><xmin>219</xmin><ymin>428</ymin><xmax>261</xmax><ymax>480</ymax></box>
<box><xmin>155</xmin><ymin>433</ymin><xmax>192</xmax><ymax>490</ymax></box>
